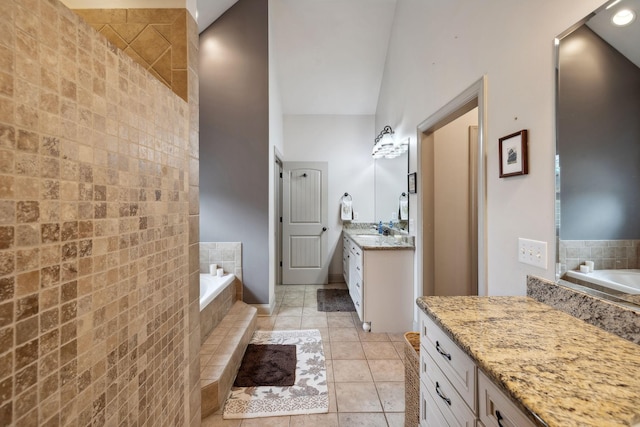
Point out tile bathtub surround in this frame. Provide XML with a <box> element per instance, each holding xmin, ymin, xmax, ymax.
<box><xmin>73</xmin><ymin>8</ymin><xmax>190</xmax><ymax>102</ymax></box>
<box><xmin>200</xmin><ymin>242</ymin><xmax>243</xmax><ymax>302</ymax></box>
<box><xmin>0</xmin><ymin>1</ymin><xmax>199</xmax><ymax>426</ymax></box>
<box><xmin>559</xmin><ymin>239</ymin><xmax>640</xmax><ymax>273</ymax></box>
<box><xmin>527</xmin><ymin>275</ymin><xmax>640</xmax><ymax>344</ymax></box>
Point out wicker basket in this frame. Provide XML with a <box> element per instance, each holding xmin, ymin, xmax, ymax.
<box><xmin>404</xmin><ymin>331</ymin><xmax>420</xmax><ymax>427</ymax></box>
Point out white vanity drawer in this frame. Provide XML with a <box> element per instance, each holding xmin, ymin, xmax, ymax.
<box><xmin>350</xmin><ymin>286</ymin><xmax>363</xmax><ymax>320</ymax></box>
<box><xmin>421</xmin><ymin>312</ymin><xmax>476</xmax><ymax>411</ymax></box>
<box><xmin>420</xmin><ymin>380</ymin><xmax>449</xmax><ymax>427</ymax></box>
<box><xmin>421</xmin><ymin>350</ymin><xmax>476</xmax><ymax>427</ymax></box>
<box><xmin>349</xmin><ymin>244</ymin><xmax>362</xmax><ymax>272</ymax></box>
<box><xmin>478</xmin><ymin>370</ymin><xmax>536</xmax><ymax>427</ymax></box>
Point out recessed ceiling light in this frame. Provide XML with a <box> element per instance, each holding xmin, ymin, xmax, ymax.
<box><xmin>612</xmin><ymin>9</ymin><xmax>636</xmax><ymax>26</ymax></box>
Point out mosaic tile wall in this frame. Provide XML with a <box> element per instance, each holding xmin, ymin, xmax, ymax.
<box><xmin>72</xmin><ymin>8</ymin><xmax>189</xmax><ymax>102</ymax></box>
<box><xmin>0</xmin><ymin>1</ymin><xmax>199</xmax><ymax>425</ymax></box>
<box><xmin>559</xmin><ymin>239</ymin><xmax>640</xmax><ymax>273</ymax></box>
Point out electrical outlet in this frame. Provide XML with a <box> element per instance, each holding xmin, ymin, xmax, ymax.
<box><xmin>353</xmin><ymin>212</ymin><xmax>359</xmax><ymax>220</ymax></box>
<box><xmin>518</xmin><ymin>238</ymin><xmax>547</xmax><ymax>269</ymax></box>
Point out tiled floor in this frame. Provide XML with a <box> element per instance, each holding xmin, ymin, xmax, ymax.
<box><xmin>202</xmin><ymin>283</ymin><xmax>407</xmax><ymax>427</ymax></box>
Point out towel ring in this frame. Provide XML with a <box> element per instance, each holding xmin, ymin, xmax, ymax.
<box><xmin>342</xmin><ymin>192</ymin><xmax>352</xmax><ymax>201</ymax></box>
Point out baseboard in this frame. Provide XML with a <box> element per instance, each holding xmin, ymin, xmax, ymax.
<box><xmin>252</xmin><ymin>299</ymin><xmax>276</xmax><ymax>316</ymax></box>
<box><xmin>329</xmin><ymin>273</ymin><xmax>345</xmax><ymax>283</ymax></box>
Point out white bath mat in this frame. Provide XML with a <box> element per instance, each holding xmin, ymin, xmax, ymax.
<box><xmin>222</xmin><ymin>329</ymin><xmax>329</xmax><ymax>419</ymax></box>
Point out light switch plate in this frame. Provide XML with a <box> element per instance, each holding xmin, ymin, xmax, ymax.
<box><xmin>518</xmin><ymin>238</ymin><xmax>547</xmax><ymax>269</ymax></box>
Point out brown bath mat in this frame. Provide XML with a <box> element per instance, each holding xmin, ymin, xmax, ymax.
<box><xmin>233</xmin><ymin>344</ymin><xmax>297</xmax><ymax>387</ymax></box>
<box><xmin>317</xmin><ymin>289</ymin><xmax>356</xmax><ymax>312</ymax></box>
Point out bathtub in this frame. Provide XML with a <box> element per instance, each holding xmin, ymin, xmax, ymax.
<box><xmin>200</xmin><ymin>273</ymin><xmax>236</xmax><ymax>311</ymax></box>
<box><xmin>565</xmin><ymin>269</ymin><xmax>640</xmax><ymax>295</ymax></box>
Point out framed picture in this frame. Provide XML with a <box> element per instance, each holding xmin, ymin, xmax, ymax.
<box><xmin>408</xmin><ymin>172</ymin><xmax>417</xmax><ymax>194</ymax></box>
<box><xmin>499</xmin><ymin>129</ymin><xmax>528</xmax><ymax>178</ymax></box>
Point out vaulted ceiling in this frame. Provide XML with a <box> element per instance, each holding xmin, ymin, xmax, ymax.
<box><xmin>198</xmin><ymin>0</ymin><xmax>397</xmax><ymax>115</ymax></box>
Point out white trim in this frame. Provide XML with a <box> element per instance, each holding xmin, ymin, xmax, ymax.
<box><xmin>413</xmin><ymin>76</ymin><xmax>488</xmax><ymax>330</ymax></box>
<box><xmin>252</xmin><ymin>300</ymin><xmax>277</xmax><ymax>316</ymax></box>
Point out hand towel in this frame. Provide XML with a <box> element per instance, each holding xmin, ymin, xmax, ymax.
<box><xmin>399</xmin><ymin>199</ymin><xmax>409</xmax><ymax>220</ymax></box>
<box><xmin>341</xmin><ymin>200</ymin><xmax>353</xmax><ymax>221</ymax></box>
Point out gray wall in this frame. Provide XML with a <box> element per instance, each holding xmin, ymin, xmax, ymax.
<box><xmin>559</xmin><ymin>26</ymin><xmax>640</xmax><ymax>240</ymax></box>
<box><xmin>199</xmin><ymin>0</ymin><xmax>270</xmax><ymax>304</ymax></box>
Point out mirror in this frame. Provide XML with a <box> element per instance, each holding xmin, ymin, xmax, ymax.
<box><xmin>556</xmin><ymin>0</ymin><xmax>640</xmax><ymax>306</ymax></box>
<box><xmin>374</xmin><ymin>152</ymin><xmax>409</xmax><ymax>230</ymax></box>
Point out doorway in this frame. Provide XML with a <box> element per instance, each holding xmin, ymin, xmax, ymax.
<box><xmin>417</xmin><ymin>77</ymin><xmax>487</xmax><ymax>300</ymax></box>
<box><xmin>281</xmin><ymin>161</ymin><xmax>329</xmax><ymax>285</ymax></box>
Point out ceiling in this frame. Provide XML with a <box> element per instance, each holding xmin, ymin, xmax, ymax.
<box><xmin>197</xmin><ymin>0</ymin><xmax>398</xmax><ymax>115</ymax></box>
<box><xmin>586</xmin><ymin>0</ymin><xmax>640</xmax><ymax>67</ymax></box>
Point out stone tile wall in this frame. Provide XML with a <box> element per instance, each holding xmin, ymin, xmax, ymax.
<box><xmin>199</xmin><ymin>242</ymin><xmax>242</xmax><ymax>303</ymax></box>
<box><xmin>0</xmin><ymin>1</ymin><xmax>199</xmax><ymax>425</ymax></box>
<box><xmin>72</xmin><ymin>8</ymin><xmax>189</xmax><ymax>102</ymax></box>
<box><xmin>558</xmin><ymin>239</ymin><xmax>640</xmax><ymax>273</ymax></box>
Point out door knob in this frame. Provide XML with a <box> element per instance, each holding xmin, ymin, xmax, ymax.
<box><xmin>322</xmin><ymin>227</ymin><xmax>327</xmax><ymax>232</ymax></box>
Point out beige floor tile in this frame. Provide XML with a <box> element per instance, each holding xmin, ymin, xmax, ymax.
<box><xmin>330</xmin><ymin>341</ymin><xmax>365</xmax><ymax>360</ymax></box>
<box><xmin>283</xmin><ymin>285</ymin><xmax>307</xmax><ymax>293</ymax></box>
<box><xmin>282</xmin><ymin>294</ymin><xmax>305</xmax><ymax>306</ymax></box>
<box><xmin>368</xmin><ymin>359</ymin><xmax>405</xmax><ymax>382</ymax></box>
<box><xmin>385</xmin><ymin>412</ymin><xmax>405</xmax><ymax>427</ymax></box>
<box><xmin>323</xmin><ymin>342</ymin><xmax>332</xmax><ymax>358</ymax></box>
<box><xmin>327</xmin><ymin>381</ymin><xmax>337</xmax><ymax>413</ymax></box>
<box><xmin>387</xmin><ymin>332</ymin><xmax>407</xmax><ymax>342</ymax></box>
<box><xmin>302</xmin><ymin>306</ymin><xmax>327</xmax><ymax>317</ymax></box>
<box><xmin>392</xmin><ymin>341</ymin><xmax>406</xmax><ymax>361</ymax></box>
<box><xmin>239</xmin><ymin>416</ymin><xmax>291</xmax><ymax>426</ymax></box>
<box><xmin>327</xmin><ymin>316</ymin><xmax>355</xmax><ymax>328</ymax></box>
<box><xmin>278</xmin><ymin>306</ymin><xmax>304</xmax><ymax>316</ymax></box>
<box><xmin>301</xmin><ymin>315</ymin><xmax>329</xmax><ymax>329</ymax></box>
<box><xmin>358</xmin><ymin>331</ymin><xmax>390</xmax><ymax>342</ymax></box>
<box><xmin>362</xmin><ymin>342</ymin><xmax>400</xmax><ymax>360</ymax></box>
<box><xmin>325</xmin><ymin>359</ymin><xmax>334</xmax><ymax>383</ymax></box>
<box><xmin>334</xmin><ymin>382</ymin><xmax>383</xmax><ymax>412</ymax></box>
<box><xmin>329</xmin><ymin>327</ymin><xmax>360</xmax><ymax>342</ymax></box>
<box><xmin>273</xmin><ymin>316</ymin><xmax>302</xmax><ymax>330</ymax></box>
<box><xmin>326</xmin><ymin>310</ymin><xmax>353</xmax><ymax>318</ymax></box>
<box><xmin>333</xmin><ymin>360</ymin><xmax>373</xmax><ymax>382</ymax></box>
<box><xmin>337</xmin><ymin>413</ymin><xmax>388</xmax><ymax>426</ymax></box>
<box><xmin>376</xmin><ymin>382</ymin><xmax>405</xmax><ymax>412</ymax></box>
<box><xmin>201</xmin><ymin>414</ymin><xmax>241</xmax><ymax>426</ymax></box>
<box><xmin>255</xmin><ymin>316</ymin><xmax>275</xmax><ymax>331</ymax></box>
<box><xmin>317</xmin><ymin>327</ymin><xmax>330</xmax><ymax>343</ymax></box>
<box><xmin>289</xmin><ymin>412</ymin><xmax>338</xmax><ymax>427</ymax></box>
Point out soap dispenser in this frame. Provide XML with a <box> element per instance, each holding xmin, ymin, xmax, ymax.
<box><xmin>378</xmin><ymin>221</ymin><xmax>383</xmax><ymax>234</ymax></box>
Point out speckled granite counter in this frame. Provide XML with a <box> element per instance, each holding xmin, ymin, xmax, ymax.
<box><xmin>417</xmin><ymin>296</ymin><xmax>640</xmax><ymax>427</ymax></box>
<box><xmin>343</xmin><ymin>228</ymin><xmax>414</xmax><ymax>250</ymax></box>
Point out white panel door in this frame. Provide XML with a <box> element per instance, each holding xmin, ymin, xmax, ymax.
<box><xmin>282</xmin><ymin>162</ymin><xmax>328</xmax><ymax>284</ymax></box>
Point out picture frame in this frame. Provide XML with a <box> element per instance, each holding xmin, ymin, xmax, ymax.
<box><xmin>499</xmin><ymin>129</ymin><xmax>528</xmax><ymax>178</ymax></box>
<box><xmin>408</xmin><ymin>172</ymin><xmax>417</xmax><ymax>194</ymax></box>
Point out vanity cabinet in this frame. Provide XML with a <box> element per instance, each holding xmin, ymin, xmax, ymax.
<box><xmin>343</xmin><ymin>234</ymin><xmax>413</xmax><ymax>333</ymax></box>
<box><xmin>419</xmin><ymin>311</ymin><xmax>536</xmax><ymax>427</ymax></box>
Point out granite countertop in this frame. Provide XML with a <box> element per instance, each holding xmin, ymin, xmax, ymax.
<box><xmin>417</xmin><ymin>296</ymin><xmax>640</xmax><ymax>427</ymax></box>
<box><xmin>343</xmin><ymin>228</ymin><xmax>414</xmax><ymax>250</ymax></box>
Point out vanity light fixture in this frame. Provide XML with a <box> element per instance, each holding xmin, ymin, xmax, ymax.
<box><xmin>372</xmin><ymin>126</ymin><xmax>408</xmax><ymax>159</ymax></box>
<box><xmin>612</xmin><ymin>8</ymin><xmax>636</xmax><ymax>26</ymax></box>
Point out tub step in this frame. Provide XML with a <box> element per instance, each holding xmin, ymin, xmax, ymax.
<box><xmin>200</xmin><ymin>300</ymin><xmax>257</xmax><ymax>418</ymax></box>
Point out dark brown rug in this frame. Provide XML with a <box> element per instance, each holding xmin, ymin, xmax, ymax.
<box><xmin>233</xmin><ymin>344</ymin><xmax>297</xmax><ymax>387</ymax></box>
<box><xmin>317</xmin><ymin>289</ymin><xmax>356</xmax><ymax>312</ymax></box>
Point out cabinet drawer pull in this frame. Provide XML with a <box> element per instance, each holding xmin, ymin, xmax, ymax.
<box><xmin>435</xmin><ymin>341</ymin><xmax>452</xmax><ymax>361</ymax></box>
<box><xmin>356</xmin><ymin>282</ymin><xmax>360</xmax><ymax>288</ymax></box>
<box><xmin>435</xmin><ymin>382</ymin><xmax>451</xmax><ymax>406</ymax></box>
<box><xmin>355</xmin><ymin>301</ymin><xmax>360</xmax><ymax>307</ymax></box>
<box><xmin>496</xmin><ymin>410</ymin><xmax>505</xmax><ymax>427</ymax></box>
<box><xmin>356</xmin><ymin>266</ymin><xmax>360</xmax><ymax>271</ymax></box>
